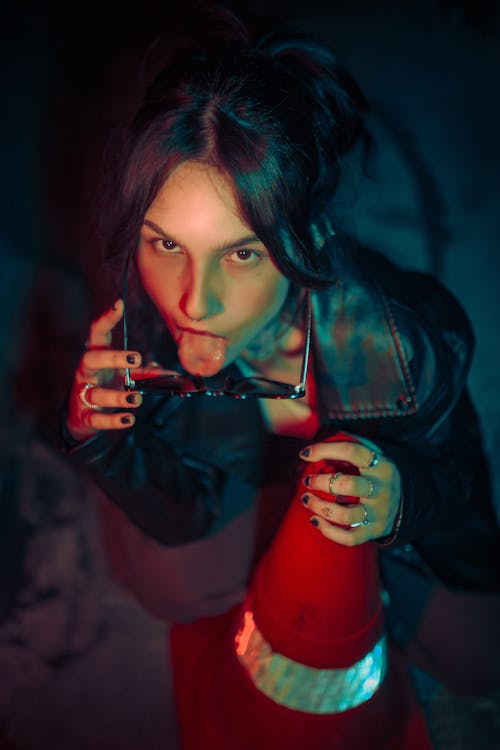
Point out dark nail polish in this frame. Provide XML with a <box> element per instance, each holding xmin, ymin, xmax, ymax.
<box><xmin>126</xmin><ymin>393</ymin><xmax>136</xmax><ymax>404</ymax></box>
<box><xmin>121</xmin><ymin>416</ymin><xmax>132</xmax><ymax>424</ymax></box>
<box><xmin>310</xmin><ymin>517</ymin><xmax>319</xmax><ymax>527</ymax></box>
<box><xmin>299</xmin><ymin>448</ymin><xmax>311</xmax><ymax>458</ymax></box>
<box><xmin>304</xmin><ymin>476</ymin><xmax>311</xmax><ymax>487</ymax></box>
<box><xmin>301</xmin><ymin>494</ymin><xmax>309</xmax><ymax>506</ymax></box>
<box><xmin>126</xmin><ymin>354</ymin><xmax>137</xmax><ymax>365</ymax></box>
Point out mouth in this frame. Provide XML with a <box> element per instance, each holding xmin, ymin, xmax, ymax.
<box><xmin>173</xmin><ymin>325</ymin><xmax>230</xmax><ymax>376</ymax></box>
<box><xmin>175</xmin><ymin>325</ymin><xmax>228</xmax><ymax>341</ymax></box>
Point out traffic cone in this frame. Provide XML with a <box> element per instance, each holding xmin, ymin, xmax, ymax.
<box><xmin>171</xmin><ymin>433</ymin><xmax>432</xmax><ymax>749</ymax></box>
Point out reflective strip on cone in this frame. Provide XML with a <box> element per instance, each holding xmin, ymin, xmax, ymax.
<box><xmin>235</xmin><ymin>609</ymin><xmax>388</xmax><ymax>714</ymax></box>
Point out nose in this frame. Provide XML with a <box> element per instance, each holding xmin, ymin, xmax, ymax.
<box><xmin>180</xmin><ymin>261</ymin><xmax>222</xmax><ymax>322</ymax></box>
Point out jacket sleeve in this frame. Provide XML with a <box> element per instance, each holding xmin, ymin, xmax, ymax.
<box><xmin>373</xmin><ymin>272</ymin><xmax>500</xmax><ymax>589</ymax></box>
<box><xmin>63</xmin><ymin>394</ymin><xmax>264</xmax><ymax>546</ymax></box>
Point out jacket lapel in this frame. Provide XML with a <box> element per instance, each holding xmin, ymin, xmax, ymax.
<box><xmin>312</xmin><ymin>279</ymin><xmax>418</xmax><ymax>420</ymax></box>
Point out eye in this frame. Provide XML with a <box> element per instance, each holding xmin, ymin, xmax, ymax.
<box><xmin>151</xmin><ymin>238</ymin><xmax>180</xmax><ymax>254</ymax></box>
<box><xmin>226</xmin><ymin>248</ymin><xmax>262</xmax><ymax>266</ymax></box>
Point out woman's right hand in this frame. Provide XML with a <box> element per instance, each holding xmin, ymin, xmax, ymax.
<box><xmin>66</xmin><ymin>299</ymin><xmax>143</xmax><ymax>443</ymax></box>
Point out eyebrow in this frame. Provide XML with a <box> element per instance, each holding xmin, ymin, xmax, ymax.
<box><xmin>142</xmin><ymin>219</ymin><xmax>262</xmax><ymax>254</ymax></box>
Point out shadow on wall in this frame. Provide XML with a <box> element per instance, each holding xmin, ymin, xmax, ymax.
<box><xmin>0</xmin><ymin>6</ymin><xmax>110</xmax><ymax>738</ymax></box>
<box><xmin>334</xmin><ymin>100</ymin><xmax>452</xmax><ymax>279</ymax></box>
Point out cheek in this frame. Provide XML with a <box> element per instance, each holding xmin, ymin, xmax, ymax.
<box><xmin>138</xmin><ymin>256</ymin><xmax>178</xmax><ymax>311</ymax></box>
<box><xmin>257</xmin><ymin>273</ymin><xmax>289</xmax><ymax>312</ymax></box>
<box><xmin>234</xmin><ymin>274</ymin><xmax>289</xmax><ymax>324</ymax></box>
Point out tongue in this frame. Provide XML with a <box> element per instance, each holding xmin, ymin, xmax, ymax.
<box><xmin>177</xmin><ymin>331</ymin><xmax>228</xmax><ymax>377</ymax></box>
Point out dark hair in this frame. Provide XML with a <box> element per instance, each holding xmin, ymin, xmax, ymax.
<box><xmin>104</xmin><ymin>2</ymin><xmax>369</xmax><ymax>291</ymax></box>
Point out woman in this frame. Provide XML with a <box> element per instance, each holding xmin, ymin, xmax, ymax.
<box><xmin>63</xmin><ymin>1</ymin><xmax>500</xmax><ymax>742</ymax></box>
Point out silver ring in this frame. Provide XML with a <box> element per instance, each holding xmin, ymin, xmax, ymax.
<box><xmin>364</xmin><ymin>450</ymin><xmax>380</xmax><ymax>470</ymax></box>
<box><xmin>328</xmin><ymin>472</ymin><xmax>342</xmax><ymax>495</ymax></box>
<box><xmin>79</xmin><ymin>382</ymin><xmax>101</xmax><ymax>410</ymax></box>
<box><xmin>366</xmin><ymin>479</ymin><xmax>376</xmax><ymax>499</ymax></box>
<box><xmin>350</xmin><ymin>505</ymin><xmax>370</xmax><ymax>528</ymax></box>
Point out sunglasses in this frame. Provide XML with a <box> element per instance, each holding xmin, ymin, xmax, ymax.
<box><xmin>121</xmin><ymin>257</ymin><xmax>311</xmax><ymax>400</ymax></box>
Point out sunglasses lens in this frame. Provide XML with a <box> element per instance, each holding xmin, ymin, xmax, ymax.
<box><xmin>134</xmin><ymin>373</ymin><xmax>205</xmax><ymax>395</ymax></box>
<box><xmin>132</xmin><ymin>373</ymin><xmax>302</xmax><ymax>398</ymax></box>
<box><xmin>225</xmin><ymin>376</ymin><xmax>301</xmax><ymax>398</ymax></box>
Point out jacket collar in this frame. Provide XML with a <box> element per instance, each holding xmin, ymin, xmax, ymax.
<box><xmin>312</xmin><ymin>278</ymin><xmax>418</xmax><ymax>420</ymax></box>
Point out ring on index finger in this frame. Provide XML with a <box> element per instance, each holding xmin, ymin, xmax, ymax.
<box><xmin>79</xmin><ymin>382</ymin><xmax>102</xmax><ymax>411</ymax></box>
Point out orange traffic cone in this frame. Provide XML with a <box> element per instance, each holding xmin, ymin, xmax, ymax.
<box><xmin>171</xmin><ymin>434</ymin><xmax>432</xmax><ymax>749</ymax></box>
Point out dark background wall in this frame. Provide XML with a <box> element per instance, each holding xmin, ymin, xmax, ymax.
<box><xmin>1</xmin><ymin>1</ymin><xmax>499</xmax><ymax>748</ymax></box>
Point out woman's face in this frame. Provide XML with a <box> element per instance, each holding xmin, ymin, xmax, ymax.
<box><xmin>137</xmin><ymin>160</ymin><xmax>290</xmax><ymax>376</ymax></box>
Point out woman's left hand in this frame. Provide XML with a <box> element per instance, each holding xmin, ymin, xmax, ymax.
<box><xmin>299</xmin><ymin>437</ymin><xmax>402</xmax><ymax>546</ymax></box>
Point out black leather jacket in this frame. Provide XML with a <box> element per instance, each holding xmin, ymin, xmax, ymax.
<box><xmin>66</xmin><ymin>251</ymin><xmax>500</xmax><ymax>592</ymax></box>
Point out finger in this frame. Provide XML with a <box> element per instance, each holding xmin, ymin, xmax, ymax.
<box><xmin>301</xmin><ymin>494</ymin><xmax>369</xmax><ymax>527</ymax></box>
<box><xmin>81</xmin><ymin>410</ymin><xmax>136</xmax><ymax>432</ymax></box>
<box><xmin>79</xmin><ymin>350</ymin><xmax>142</xmax><ymax>381</ymax></box>
<box><xmin>304</xmin><ymin>472</ymin><xmax>377</xmax><ymax>499</ymax></box>
<box><xmin>79</xmin><ymin>387</ymin><xmax>143</xmax><ymax>410</ymax></box>
<box><xmin>308</xmin><ymin>515</ymin><xmax>371</xmax><ymax>547</ymax></box>
<box><xmin>87</xmin><ymin>299</ymin><xmax>124</xmax><ymax>349</ymax></box>
<box><xmin>300</xmin><ymin>440</ymin><xmax>380</xmax><ymax>471</ymax></box>
<box><xmin>66</xmin><ymin>406</ymin><xmax>137</xmax><ymax>443</ymax></box>
<box><xmin>335</xmin><ymin>431</ymin><xmax>381</xmax><ymax>456</ymax></box>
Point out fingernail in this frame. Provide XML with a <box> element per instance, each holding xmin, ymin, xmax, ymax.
<box><xmin>301</xmin><ymin>494</ymin><xmax>309</xmax><ymax>505</ymax></box>
<box><xmin>310</xmin><ymin>517</ymin><xmax>319</xmax><ymax>527</ymax></box>
<box><xmin>299</xmin><ymin>447</ymin><xmax>311</xmax><ymax>458</ymax></box>
<box><xmin>304</xmin><ymin>475</ymin><xmax>312</xmax><ymax>487</ymax></box>
<box><xmin>121</xmin><ymin>415</ymin><xmax>133</xmax><ymax>424</ymax></box>
<box><xmin>126</xmin><ymin>354</ymin><xmax>138</xmax><ymax>365</ymax></box>
<box><xmin>126</xmin><ymin>393</ymin><xmax>137</xmax><ymax>404</ymax></box>
<box><xmin>112</xmin><ymin>301</ymin><xmax>118</xmax><ymax>311</ymax></box>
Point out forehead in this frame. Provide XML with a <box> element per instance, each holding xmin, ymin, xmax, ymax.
<box><xmin>146</xmin><ymin>161</ymin><xmax>250</xmax><ymax>235</ymax></box>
